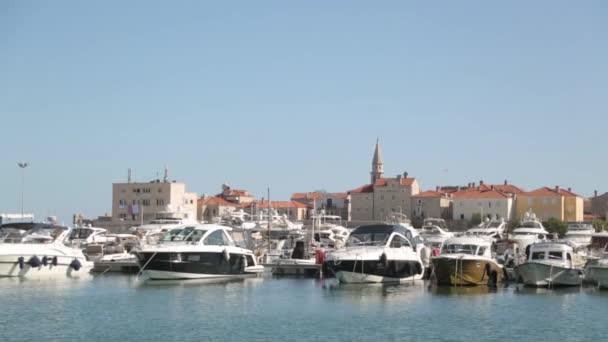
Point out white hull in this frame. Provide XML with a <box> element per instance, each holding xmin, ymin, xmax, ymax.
<box><xmin>0</xmin><ymin>256</ymin><xmax>92</xmax><ymax>279</ymax></box>
<box><xmin>336</xmin><ymin>270</ymin><xmax>423</xmax><ymax>284</ymax></box>
<box><xmin>516</xmin><ymin>262</ymin><xmax>582</xmax><ymax>287</ymax></box>
<box><xmin>585</xmin><ymin>266</ymin><xmax>608</xmax><ymax>288</ymax></box>
<box><xmin>144</xmin><ymin>266</ymin><xmax>264</xmax><ymax>280</ymax></box>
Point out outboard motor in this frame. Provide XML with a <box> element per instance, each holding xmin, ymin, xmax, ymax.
<box><xmin>291</xmin><ymin>241</ymin><xmax>305</xmax><ymax>259</ymax></box>
<box><xmin>69</xmin><ymin>259</ymin><xmax>82</xmax><ymax>271</ymax></box>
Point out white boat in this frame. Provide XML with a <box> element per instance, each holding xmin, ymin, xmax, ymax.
<box><xmin>431</xmin><ymin>236</ymin><xmax>504</xmax><ymax>286</ymax></box>
<box><xmin>418</xmin><ymin>218</ymin><xmax>453</xmax><ymax>249</ymax></box>
<box><xmin>515</xmin><ymin>241</ymin><xmax>585</xmax><ymax>287</ymax></box>
<box><xmin>312</xmin><ymin>213</ymin><xmax>349</xmax><ymax>248</ymax></box>
<box><xmin>90</xmin><ymin>234</ymin><xmax>141</xmax><ymax>273</ymax></box>
<box><xmin>136</xmin><ymin>224</ymin><xmax>263</xmax><ymax>280</ymax></box>
<box><xmin>510</xmin><ymin>212</ymin><xmax>550</xmax><ymax>252</ymax></box>
<box><xmin>132</xmin><ymin>210</ymin><xmax>199</xmax><ymax>245</ymax></box>
<box><xmin>564</xmin><ymin>223</ymin><xmax>595</xmax><ymax>246</ymax></box>
<box><xmin>324</xmin><ymin>224</ymin><xmax>426</xmax><ymax>284</ymax></box>
<box><xmin>465</xmin><ymin>217</ymin><xmax>506</xmax><ymax>241</ymax></box>
<box><xmin>0</xmin><ymin>222</ymin><xmax>92</xmax><ymax>278</ymax></box>
<box><xmin>585</xmin><ymin>243</ymin><xmax>608</xmax><ymax>288</ymax></box>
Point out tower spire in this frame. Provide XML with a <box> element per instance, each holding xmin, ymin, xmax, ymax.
<box><xmin>371</xmin><ymin>139</ymin><xmax>384</xmax><ymax>183</ymax></box>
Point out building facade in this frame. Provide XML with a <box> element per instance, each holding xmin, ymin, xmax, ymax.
<box><xmin>197</xmin><ymin>196</ymin><xmax>239</xmax><ymax>222</ymax></box>
<box><xmin>411</xmin><ymin>190</ymin><xmax>453</xmax><ymax>220</ymax></box>
<box><xmin>515</xmin><ymin>186</ymin><xmax>584</xmax><ymax>222</ymax></box>
<box><xmin>590</xmin><ymin>191</ymin><xmax>608</xmax><ymax>219</ymax></box>
<box><xmin>291</xmin><ymin>192</ymin><xmax>350</xmax><ymax>220</ymax></box>
<box><xmin>452</xmin><ymin>189</ymin><xmax>514</xmax><ymax>221</ymax></box>
<box><xmin>112</xmin><ymin>180</ymin><xmax>197</xmax><ymax>224</ymax></box>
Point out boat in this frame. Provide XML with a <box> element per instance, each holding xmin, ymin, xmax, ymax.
<box><xmin>136</xmin><ymin>224</ymin><xmax>263</xmax><ymax>280</ymax></box>
<box><xmin>464</xmin><ymin>216</ymin><xmax>506</xmax><ymax>241</ymax></box>
<box><xmin>564</xmin><ymin>222</ymin><xmax>595</xmax><ymax>246</ymax></box>
<box><xmin>510</xmin><ymin>212</ymin><xmax>550</xmax><ymax>252</ymax></box>
<box><xmin>0</xmin><ymin>222</ymin><xmax>92</xmax><ymax>278</ymax></box>
<box><xmin>514</xmin><ymin>241</ymin><xmax>585</xmax><ymax>287</ymax></box>
<box><xmin>585</xmin><ymin>243</ymin><xmax>608</xmax><ymax>288</ymax></box>
<box><xmin>90</xmin><ymin>234</ymin><xmax>141</xmax><ymax>273</ymax></box>
<box><xmin>323</xmin><ymin>224</ymin><xmax>427</xmax><ymax>284</ymax></box>
<box><xmin>418</xmin><ymin>218</ymin><xmax>453</xmax><ymax>249</ymax></box>
<box><xmin>431</xmin><ymin>236</ymin><xmax>504</xmax><ymax>286</ymax></box>
<box><xmin>132</xmin><ymin>209</ymin><xmax>199</xmax><ymax>245</ymax></box>
<box><xmin>313</xmin><ymin>213</ymin><xmax>349</xmax><ymax>249</ymax></box>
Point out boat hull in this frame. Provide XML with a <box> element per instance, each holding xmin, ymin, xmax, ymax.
<box><xmin>431</xmin><ymin>257</ymin><xmax>503</xmax><ymax>286</ymax></box>
<box><xmin>0</xmin><ymin>255</ymin><xmax>92</xmax><ymax>279</ymax></box>
<box><xmin>138</xmin><ymin>251</ymin><xmax>262</xmax><ymax>280</ymax></box>
<box><xmin>584</xmin><ymin>266</ymin><xmax>608</xmax><ymax>288</ymax></box>
<box><xmin>515</xmin><ymin>262</ymin><xmax>582</xmax><ymax>287</ymax></box>
<box><xmin>325</xmin><ymin>259</ymin><xmax>424</xmax><ymax>284</ymax></box>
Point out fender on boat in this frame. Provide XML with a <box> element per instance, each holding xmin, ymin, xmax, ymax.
<box><xmin>70</xmin><ymin>259</ymin><xmax>82</xmax><ymax>271</ymax></box>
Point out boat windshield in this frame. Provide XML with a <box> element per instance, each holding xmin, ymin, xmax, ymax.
<box><xmin>22</xmin><ymin>227</ymin><xmax>65</xmax><ymax>243</ymax></box>
<box><xmin>0</xmin><ymin>228</ymin><xmax>26</xmax><ymax>242</ymax></box>
<box><xmin>521</xmin><ymin>222</ymin><xmax>541</xmax><ymax>229</ymax></box>
<box><xmin>487</xmin><ymin>221</ymin><xmax>503</xmax><ymax>228</ymax></box>
<box><xmin>442</xmin><ymin>244</ymin><xmax>479</xmax><ymax>255</ymax></box>
<box><xmin>162</xmin><ymin>227</ymin><xmax>206</xmax><ymax>243</ymax></box>
<box><xmin>346</xmin><ymin>232</ymin><xmax>390</xmax><ymax>246</ymax></box>
<box><xmin>68</xmin><ymin>228</ymin><xmax>95</xmax><ymax>240</ymax></box>
<box><xmin>421</xmin><ymin>227</ymin><xmax>442</xmax><ymax>235</ymax></box>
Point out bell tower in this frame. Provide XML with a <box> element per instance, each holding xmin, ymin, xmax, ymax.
<box><xmin>370</xmin><ymin>139</ymin><xmax>384</xmax><ymax>184</ymax></box>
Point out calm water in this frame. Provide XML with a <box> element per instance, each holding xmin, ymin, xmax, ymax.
<box><xmin>1</xmin><ymin>275</ymin><xmax>607</xmax><ymax>342</ymax></box>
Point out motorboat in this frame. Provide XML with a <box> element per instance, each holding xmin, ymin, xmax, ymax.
<box><xmin>584</xmin><ymin>243</ymin><xmax>608</xmax><ymax>288</ymax></box>
<box><xmin>132</xmin><ymin>211</ymin><xmax>198</xmax><ymax>245</ymax></box>
<box><xmin>564</xmin><ymin>223</ymin><xmax>595</xmax><ymax>246</ymax></box>
<box><xmin>510</xmin><ymin>212</ymin><xmax>550</xmax><ymax>252</ymax></box>
<box><xmin>431</xmin><ymin>236</ymin><xmax>504</xmax><ymax>286</ymax></box>
<box><xmin>324</xmin><ymin>224</ymin><xmax>427</xmax><ymax>284</ymax></box>
<box><xmin>515</xmin><ymin>241</ymin><xmax>585</xmax><ymax>287</ymax></box>
<box><xmin>136</xmin><ymin>224</ymin><xmax>263</xmax><ymax>280</ymax></box>
<box><xmin>90</xmin><ymin>234</ymin><xmax>141</xmax><ymax>273</ymax></box>
<box><xmin>66</xmin><ymin>225</ymin><xmax>109</xmax><ymax>249</ymax></box>
<box><xmin>0</xmin><ymin>222</ymin><xmax>92</xmax><ymax>278</ymax></box>
<box><xmin>465</xmin><ymin>217</ymin><xmax>506</xmax><ymax>241</ymax></box>
<box><xmin>418</xmin><ymin>218</ymin><xmax>453</xmax><ymax>249</ymax></box>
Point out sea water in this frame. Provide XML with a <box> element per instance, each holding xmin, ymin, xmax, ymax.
<box><xmin>1</xmin><ymin>275</ymin><xmax>606</xmax><ymax>342</ymax></box>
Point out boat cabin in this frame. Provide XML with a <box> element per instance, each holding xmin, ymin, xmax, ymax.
<box><xmin>345</xmin><ymin>224</ymin><xmax>423</xmax><ymax>249</ymax></box>
<box><xmin>0</xmin><ymin>222</ymin><xmax>68</xmax><ymax>243</ymax></box>
<box><xmin>160</xmin><ymin>224</ymin><xmax>236</xmax><ymax>247</ymax></box>
<box><xmin>525</xmin><ymin>242</ymin><xmax>578</xmax><ymax>266</ymax></box>
<box><xmin>440</xmin><ymin>237</ymin><xmax>493</xmax><ymax>258</ymax></box>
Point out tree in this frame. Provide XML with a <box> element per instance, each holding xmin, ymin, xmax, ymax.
<box><xmin>592</xmin><ymin>219</ymin><xmax>608</xmax><ymax>232</ymax></box>
<box><xmin>543</xmin><ymin>218</ymin><xmax>568</xmax><ymax>237</ymax></box>
<box><xmin>470</xmin><ymin>213</ymin><xmax>482</xmax><ymax>227</ymax></box>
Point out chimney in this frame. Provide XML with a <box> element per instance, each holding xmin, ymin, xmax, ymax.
<box><xmin>127</xmin><ymin>168</ymin><xmax>132</xmax><ymax>183</ymax></box>
<box><xmin>555</xmin><ymin>186</ymin><xmax>560</xmax><ymax>192</ymax></box>
<box><xmin>595</xmin><ymin>190</ymin><xmax>598</xmax><ymax>197</ymax></box>
<box><xmin>491</xmin><ymin>185</ymin><xmax>495</xmax><ymax>190</ymax></box>
<box><xmin>479</xmin><ymin>180</ymin><xmax>484</xmax><ymax>185</ymax></box>
<box><xmin>472</xmin><ymin>182</ymin><xmax>476</xmax><ymax>188</ymax></box>
<box><xmin>568</xmin><ymin>187</ymin><xmax>571</xmax><ymax>192</ymax></box>
<box><xmin>504</xmin><ymin>179</ymin><xmax>508</xmax><ymax>185</ymax></box>
<box><xmin>436</xmin><ymin>186</ymin><xmax>440</xmax><ymax>192</ymax></box>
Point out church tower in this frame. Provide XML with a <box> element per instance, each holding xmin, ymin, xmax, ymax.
<box><xmin>370</xmin><ymin>139</ymin><xmax>384</xmax><ymax>184</ymax></box>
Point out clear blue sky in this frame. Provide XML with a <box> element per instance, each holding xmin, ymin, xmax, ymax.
<box><xmin>1</xmin><ymin>1</ymin><xmax>606</xmax><ymax>223</ymax></box>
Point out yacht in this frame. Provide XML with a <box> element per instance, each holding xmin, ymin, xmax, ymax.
<box><xmin>66</xmin><ymin>225</ymin><xmax>109</xmax><ymax>249</ymax></box>
<box><xmin>312</xmin><ymin>213</ymin><xmax>349</xmax><ymax>249</ymax></box>
<box><xmin>324</xmin><ymin>224</ymin><xmax>426</xmax><ymax>284</ymax></box>
<box><xmin>510</xmin><ymin>212</ymin><xmax>550</xmax><ymax>252</ymax></box>
<box><xmin>431</xmin><ymin>236</ymin><xmax>504</xmax><ymax>286</ymax></box>
<box><xmin>515</xmin><ymin>241</ymin><xmax>585</xmax><ymax>287</ymax></box>
<box><xmin>136</xmin><ymin>224</ymin><xmax>263</xmax><ymax>280</ymax></box>
<box><xmin>418</xmin><ymin>218</ymin><xmax>453</xmax><ymax>249</ymax></box>
<box><xmin>0</xmin><ymin>222</ymin><xmax>92</xmax><ymax>278</ymax></box>
<box><xmin>89</xmin><ymin>234</ymin><xmax>141</xmax><ymax>273</ymax></box>
<box><xmin>564</xmin><ymin>223</ymin><xmax>595</xmax><ymax>246</ymax></box>
<box><xmin>585</xmin><ymin>244</ymin><xmax>608</xmax><ymax>288</ymax></box>
<box><xmin>465</xmin><ymin>217</ymin><xmax>506</xmax><ymax>241</ymax></box>
<box><xmin>133</xmin><ymin>210</ymin><xmax>198</xmax><ymax>245</ymax></box>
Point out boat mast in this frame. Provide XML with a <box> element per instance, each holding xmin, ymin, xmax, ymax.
<box><xmin>267</xmin><ymin>187</ymin><xmax>271</xmax><ymax>258</ymax></box>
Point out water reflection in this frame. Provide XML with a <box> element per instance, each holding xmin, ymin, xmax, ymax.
<box><xmin>430</xmin><ymin>284</ymin><xmax>498</xmax><ymax>296</ymax></box>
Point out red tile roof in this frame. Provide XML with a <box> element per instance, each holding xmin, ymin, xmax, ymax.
<box><xmin>521</xmin><ymin>187</ymin><xmax>581</xmax><ymax>197</ymax></box>
<box><xmin>198</xmin><ymin>197</ymin><xmax>238</xmax><ymax>207</ymax></box>
<box><xmin>291</xmin><ymin>192</ymin><xmax>324</xmax><ymax>200</ymax></box>
<box><xmin>413</xmin><ymin>190</ymin><xmax>448</xmax><ymax>198</ymax></box>
<box><xmin>478</xmin><ymin>183</ymin><xmax>525</xmax><ymax>194</ymax></box>
<box><xmin>452</xmin><ymin>189</ymin><xmax>510</xmax><ymax>199</ymax></box>
<box><xmin>349</xmin><ymin>178</ymin><xmax>416</xmax><ymax>194</ymax></box>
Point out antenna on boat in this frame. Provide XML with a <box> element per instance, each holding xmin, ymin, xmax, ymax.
<box><xmin>267</xmin><ymin>187</ymin><xmax>271</xmax><ymax>260</ymax></box>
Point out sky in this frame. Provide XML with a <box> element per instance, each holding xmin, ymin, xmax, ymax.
<box><xmin>0</xmin><ymin>1</ymin><xmax>607</xmax><ymax>223</ymax></box>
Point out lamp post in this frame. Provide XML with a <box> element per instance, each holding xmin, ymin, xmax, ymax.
<box><xmin>17</xmin><ymin>162</ymin><xmax>28</xmax><ymax>219</ymax></box>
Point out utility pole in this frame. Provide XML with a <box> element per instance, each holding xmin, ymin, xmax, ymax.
<box><xmin>17</xmin><ymin>162</ymin><xmax>28</xmax><ymax>219</ymax></box>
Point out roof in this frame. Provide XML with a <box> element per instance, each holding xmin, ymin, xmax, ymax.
<box><xmin>291</xmin><ymin>192</ymin><xmax>323</xmax><ymax>200</ymax></box>
<box><xmin>413</xmin><ymin>190</ymin><xmax>448</xmax><ymax>198</ymax></box>
<box><xmin>452</xmin><ymin>189</ymin><xmax>510</xmax><ymax>199</ymax></box>
<box><xmin>478</xmin><ymin>183</ymin><xmax>525</xmax><ymax>194</ymax></box>
<box><xmin>242</xmin><ymin>200</ymin><xmax>307</xmax><ymax>209</ymax></box>
<box><xmin>349</xmin><ymin>177</ymin><xmax>416</xmax><ymax>194</ymax></box>
<box><xmin>521</xmin><ymin>187</ymin><xmax>582</xmax><ymax>198</ymax></box>
<box><xmin>198</xmin><ymin>197</ymin><xmax>238</xmax><ymax>207</ymax></box>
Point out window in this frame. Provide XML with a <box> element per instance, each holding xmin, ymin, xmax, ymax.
<box><xmin>327</xmin><ymin>199</ymin><xmax>333</xmax><ymax>208</ymax></box>
<box><xmin>548</xmin><ymin>251</ymin><xmax>562</xmax><ymax>260</ymax></box>
<box><xmin>528</xmin><ymin>198</ymin><xmax>533</xmax><ymax>206</ymax></box>
<box><xmin>156</xmin><ymin>199</ymin><xmax>165</xmax><ymax>206</ymax></box>
<box><xmin>477</xmin><ymin>247</ymin><xmax>487</xmax><ymax>256</ymax></box>
<box><xmin>543</xmin><ymin>198</ymin><xmax>548</xmax><ymax>205</ymax></box>
<box><xmin>531</xmin><ymin>252</ymin><xmax>545</xmax><ymax>260</ymax></box>
<box><xmin>392</xmin><ymin>195</ymin><xmax>395</xmax><ymax>200</ymax></box>
<box><xmin>551</xmin><ymin>198</ymin><xmax>557</xmax><ymax>205</ymax></box>
<box><xmin>390</xmin><ymin>235</ymin><xmax>410</xmax><ymax>248</ymax></box>
<box><xmin>204</xmin><ymin>230</ymin><xmax>230</xmax><ymax>246</ymax></box>
<box><xmin>158</xmin><ymin>188</ymin><xmax>162</xmax><ymax>193</ymax></box>
<box><xmin>142</xmin><ymin>199</ymin><xmax>150</xmax><ymax>206</ymax></box>
<box><xmin>488</xmin><ymin>202</ymin><xmax>492</xmax><ymax>208</ymax></box>
<box><xmin>380</xmin><ymin>195</ymin><xmax>384</xmax><ymax>200</ymax></box>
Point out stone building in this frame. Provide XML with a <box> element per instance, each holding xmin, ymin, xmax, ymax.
<box><xmin>349</xmin><ymin>141</ymin><xmax>419</xmax><ymax>221</ymax></box>
<box><xmin>411</xmin><ymin>190</ymin><xmax>453</xmax><ymax>220</ymax></box>
<box><xmin>590</xmin><ymin>191</ymin><xmax>608</xmax><ymax>219</ymax></box>
<box><xmin>197</xmin><ymin>196</ymin><xmax>239</xmax><ymax>222</ymax></box>
<box><xmin>291</xmin><ymin>191</ymin><xmax>350</xmax><ymax>220</ymax></box>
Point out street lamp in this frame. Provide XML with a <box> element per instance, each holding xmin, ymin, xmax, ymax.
<box><xmin>17</xmin><ymin>162</ymin><xmax>28</xmax><ymax>219</ymax></box>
